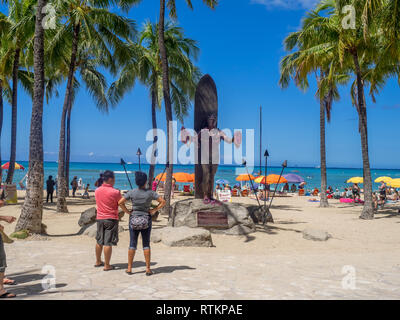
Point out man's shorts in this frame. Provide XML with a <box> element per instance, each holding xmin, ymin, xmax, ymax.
<box><xmin>0</xmin><ymin>235</ymin><xmax>7</xmax><ymax>273</ymax></box>
<box><xmin>96</xmin><ymin>219</ymin><xmax>119</xmax><ymax>246</ymax></box>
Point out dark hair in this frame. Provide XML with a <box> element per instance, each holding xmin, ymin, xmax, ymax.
<box><xmin>103</xmin><ymin>170</ymin><xmax>115</xmax><ymax>182</ymax></box>
<box><xmin>49</xmin><ymin>175</ymin><xmax>53</xmax><ymax>179</ymax></box>
<box><xmin>135</xmin><ymin>171</ymin><xmax>147</xmax><ymax>188</ymax></box>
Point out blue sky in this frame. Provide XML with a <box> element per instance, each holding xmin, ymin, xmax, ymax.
<box><xmin>1</xmin><ymin>0</ymin><xmax>399</xmax><ymax>168</ymax></box>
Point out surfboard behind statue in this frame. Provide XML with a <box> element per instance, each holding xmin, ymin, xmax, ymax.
<box><xmin>194</xmin><ymin>74</ymin><xmax>218</xmax><ymax>199</ymax></box>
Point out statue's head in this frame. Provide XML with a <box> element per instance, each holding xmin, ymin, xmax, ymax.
<box><xmin>207</xmin><ymin>113</ymin><xmax>217</xmax><ymax>129</ymax></box>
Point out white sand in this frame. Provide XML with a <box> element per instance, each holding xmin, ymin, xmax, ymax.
<box><xmin>1</xmin><ymin>191</ymin><xmax>400</xmax><ymax>299</ymax></box>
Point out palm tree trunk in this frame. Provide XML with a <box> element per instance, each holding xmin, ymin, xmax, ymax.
<box><xmin>319</xmin><ymin>96</ymin><xmax>329</xmax><ymax>207</ymax></box>
<box><xmin>147</xmin><ymin>89</ymin><xmax>157</xmax><ymax>189</ymax></box>
<box><xmin>0</xmin><ymin>80</ymin><xmax>3</xmax><ymax>183</ymax></box>
<box><xmin>6</xmin><ymin>48</ymin><xmax>20</xmax><ymax>184</ymax></box>
<box><xmin>352</xmin><ymin>51</ymin><xmax>374</xmax><ymax>220</ymax></box>
<box><xmin>158</xmin><ymin>0</ymin><xmax>173</xmax><ymax>216</ymax></box>
<box><xmin>57</xmin><ymin>23</ymin><xmax>80</xmax><ymax>213</ymax></box>
<box><xmin>65</xmin><ymin>101</ymin><xmax>72</xmax><ymax>192</ymax></box>
<box><xmin>15</xmin><ymin>0</ymin><xmax>46</xmax><ymax>233</ymax></box>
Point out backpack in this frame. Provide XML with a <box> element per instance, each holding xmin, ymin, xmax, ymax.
<box><xmin>130</xmin><ymin>215</ymin><xmax>149</xmax><ymax>230</ymax></box>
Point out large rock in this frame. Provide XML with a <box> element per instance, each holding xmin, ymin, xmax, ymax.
<box><xmin>169</xmin><ymin>199</ymin><xmax>256</xmax><ymax>235</ymax></box>
<box><xmin>302</xmin><ymin>228</ymin><xmax>331</xmax><ymax>241</ymax></box>
<box><xmin>78</xmin><ymin>207</ymin><xmax>125</xmax><ymax>227</ymax></box>
<box><xmin>159</xmin><ymin>226</ymin><xmax>213</xmax><ymax>247</ymax></box>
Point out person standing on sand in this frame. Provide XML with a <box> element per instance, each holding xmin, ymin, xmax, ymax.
<box><xmin>118</xmin><ymin>171</ymin><xmax>166</xmax><ymax>276</ymax></box>
<box><xmin>46</xmin><ymin>176</ymin><xmax>56</xmax><ymax>203</ymax></box>
<box><xmin>0</xmin><ymin>200</ymin><xmax>17</xmax><ymax>298</ymax></box>
<box><xmin>71</xmin><ymin>176</ymin><xmax>78</xmax><ymax>197</ymax></box>
<box><xmin>94</xmin><ymin>171</ymin><xmax>121</xmax><ymax>271</ymax></box>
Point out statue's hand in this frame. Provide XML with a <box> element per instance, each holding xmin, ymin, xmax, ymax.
<box><xmin>234</xmin><ymin>131</ymin><xmax>242</xmax><ymax>148</ymax></box>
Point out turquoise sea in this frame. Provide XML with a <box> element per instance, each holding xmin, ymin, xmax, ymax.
<box><xmin>3</xmin><ymin>161</ymin><xmax>400</xmax><ymax>192</ymax></box>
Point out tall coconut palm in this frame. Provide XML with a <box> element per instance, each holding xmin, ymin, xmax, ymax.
<box><xmin>2</xmin><ymin>0</ymin><xmax>36</xmax><ymax>183</ymax></box>
<box><xmin>15</xmin><ymin>0</ymin><xmax>47</xmax><ymax>233</ymax></box>
<box><xmin>108</xmin><ymin>21</ymin><xmax>201</xmax><ymax>188</ymax></box>
<box><xmin>51</xmin><ymin>0</ymin><xmax>137</xmax><ymax>212</ymax></box>
<box><xmin>280</xmin><ymin>8</ymin><xmax>349</xmax><ymax>208</ymax></box>
<box><xmin>158</xmin><ymin>0</ymin><xmax>217</xmax><ymax>215</ymax></box>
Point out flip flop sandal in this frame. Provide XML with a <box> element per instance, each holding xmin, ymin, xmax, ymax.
<box><xmin>125</xmin><ymin>270</ymin><xmax>133</xmax><ymax>275</ymax></box>
<box><xmin>3</xmin><ymin>279</ymin><xmax>17</xmax><ymax>286</ymax></box>
<box><xmin>103</xmin><ymin>266</ymin><xmax>115</xmax><ymax>272</ymax></box>
<box><xmin>94</xmin><ymin>262</ymin><xmax>104</xmax><ymax>268</ymax></box>
<box><xmin>146</xmin><ymin>271</ymin><xmax>154</xmax><ymax>276</ymax></box>
<box><xmin>0</xmin><ymin>292</ymin><xmax>16</xmax><ymax>299</ymax></box>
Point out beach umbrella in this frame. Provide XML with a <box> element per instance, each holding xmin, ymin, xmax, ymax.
<box><xmin>254</xmin><ymin>176</ymin><xmax>265</xmax><ymax>184</ymax></box>
<box><xmin>374</xmin><ymin>176</ymin><xmax>392</xmax><ymax>184</ymax></box>
<box><xmin>389</xmin><ymin>179</ymin><xmax>400</xmax><ymax>188</ymax></box>
<box><xmin>257</xmin><ymin>174</ymin><xmax>288</xmax><ymax>185</ymax></box>
<box><xmin>283</xmin><ymin>173</ymin><xmax>304</xmax><ymax>184</ymax></box>
<box><xmin>155</xmin><ymin>172</ymin><xmax>193</xmax><ymax>183</ymax></box>
<box><xmin>216</xmin><ymin>179</ymin><xmax>229</xmax><ymax>185</ymax></box>
<box><xmin>1</xmin><ymin>162</ymin><xmax>25</xmax><ymax>170</ymax></box>
<box><xmin>347</xmin><ymin>177</ymin><xmax>363</xmax><ymax>184</ymax></box>
<box><xmin>236</xmin><ymin>174</ymin><xmax>255</xmax><ymax>181</ymax></box>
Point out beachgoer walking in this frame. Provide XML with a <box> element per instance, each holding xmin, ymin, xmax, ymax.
<box><xmin>46</xmin><ymin>176</ymin><xmax>56</xmax><ymax>203</ymax></box>
<box><xmin>118</xmin><ymin>172</ymin><xmax>166</xmax><ymax>276</ymax></box>
<box><xmin>71</xmin><ymin>176</ymin><xmax>78</xmax><ymax>197</ymax></box>
<box><xmin>82</xmin><ymin>184</ymin><xmax>90</xmax><ymax>199</ymax></box>
<box><xmin>78</xmin><ymin>178</ymin><xmax>83</xmax><ymax>190</ymax></box>
<box><xmin>0</xmin><ymin>200</ymin><xmax>17</xmax><ymax>298</ymax></box>
<box><xmin>94</xmin><ymin>171</ymin><xmax>121</xmax><ymax>271</ymax></box>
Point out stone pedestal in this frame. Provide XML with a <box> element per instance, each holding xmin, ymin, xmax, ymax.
<box><xmin>169</xmin><ymin>199</ymin><xmax>256</xmax><ymax>235</ymax></box>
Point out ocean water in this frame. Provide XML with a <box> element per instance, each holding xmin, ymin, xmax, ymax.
<box><xmin>4</xmin><ymin>161</ymin><xmax>400</xmax><ymax>192</ymax></box>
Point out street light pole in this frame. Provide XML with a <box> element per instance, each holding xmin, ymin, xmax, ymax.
<box><xmin>136</xmin><ymin>148</ymin><xmax>142</xmax><ymax>171</ymax></box>
<box><xmin>263</xmin><ymin>149</ymin><xmax>269</xmax><ymax>210</ymax></box>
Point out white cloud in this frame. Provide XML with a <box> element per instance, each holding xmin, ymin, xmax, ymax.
<box><xmin>88</xmin><ymin>152</ymin><xmax>94</xmax><ymax>157</ymax></box>
<box><xmin>251</xmin><ymin>0</ymin><xmax>318</xmax><ymax>10</ymax></box>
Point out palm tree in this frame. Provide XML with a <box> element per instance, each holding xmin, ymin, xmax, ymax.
<box><xmin>1</xmin><ymin>0</ymin><xmax>36</xmax><ymax>184</ymax></box>
<box><xmin>109</xmin><ymin>21</ymin><xmax>201</xmax><ymax>187</ymax></box>
<box><xmin>280</xmin><ymin>8</ymin><xmax>348</xmax><ymax>208</ymax></box>
<box><xmin>15</xmin><ymin>0</ymin><xmax>47</xmax><ymax>233</ymax></box>
<box><xmin>52</xmin><ymin>0</ymin><xmax>137</xmax><ymax>212</ymax></box>
<box><xmin>158</xmin><ymin>0</ymin><xmax>217</xmax><ymax>215</ymax></box>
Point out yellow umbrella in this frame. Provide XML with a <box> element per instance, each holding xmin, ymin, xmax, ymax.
<box><xmin>389</xmin><ymin>179</ymin><xmax>400</xmax><ymax>188</ymax></box>
<box><xmin>347</xmin><ymin>177</ymin><xmax>363</xmax><ymax>184</ymax></box>
<box><xmin>375</xmin><ymin>176</ymin><xmax>393</xmax><ymax>184</ymax></box>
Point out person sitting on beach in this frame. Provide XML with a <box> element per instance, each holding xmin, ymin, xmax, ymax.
<box><xmin>312</xmin><ymin>188</ymin><xmax>319</xmax><ymax>196</ymax></box>
<box><xmin>333</xmin><ymin>188</ymin><xmax>341</xmax><ymax>199</ymax></box>
<box><xmin>387</xmin><ymin>189</ymin><xmax>399</xmax><ymax>201</ymax></box>
<box><xmin>82</xmin><ymin>184</ymin><xmax>90</xmax><ymax>199</ymax></box>
<box><xmin>352</xmin><ymin>183</ymin><xmax>361</xmax><ymax>201</ymax></box>
<box><xmin>94</xmin><ymin>171</ymin><xmax>121</xmax><ymax>271</ymax></box>
<box><xmin>283</xmin><ymin>183</ymin><xmax>289</xmax><ymax>193</ymax></box>
<box><xmin>118</xmin><ymin>172</ymin><xmax>166</xmax><ymax>276</ymax></box>
<box><xmin>345</xmin><ymin>188</ymin><xmax>353</xmax><ymax>199</ymax></box>
<box><xmin>290</xmin><ymin>184</ymin><xmax>296</xmax><ymax>193</ymax></box>
<box><xmin>0</xmin><ymin>200</ymin><xmax>17</xmax><ymax>298</ymax></box>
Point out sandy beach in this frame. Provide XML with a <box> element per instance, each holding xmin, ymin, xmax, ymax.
<box><xmin>1</xmin><ymin>191</ymin><xmax>400</xmax><ymax>300</ymax></box>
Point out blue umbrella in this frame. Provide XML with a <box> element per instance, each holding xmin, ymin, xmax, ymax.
<box><xmin>283</xmin><ymin>174</ymin><xmax>304</xmax><ymax>184</ymax></box>
<box><xmin>216</xmin><ymin>179</ymin><xmax>229</xmax><ymax>185</ymax></box>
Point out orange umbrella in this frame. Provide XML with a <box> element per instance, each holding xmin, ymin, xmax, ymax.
<box><xmin>1</xmin><ymin>162</ymin><xmax>25</xmax><ymax>170</ymax></box>
<box><xmin>257</xmin><ymin>174</ymin><xmax>288</xmax><ymax>184</ymax></box>
<box><xmin>236</xmin><ymin>174</ymin><xmax>255</xmax><ymax>181</ymax></box>
<box><xmin>155</xmin><ymin>172</ymin><xmax>194</xmax><ymax>183</ymax></box>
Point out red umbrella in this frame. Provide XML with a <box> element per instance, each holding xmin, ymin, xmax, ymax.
<box><xmin>1</xmin><ymin>162</ymin><xmax>25</xmax><ymax>170</ymax></box>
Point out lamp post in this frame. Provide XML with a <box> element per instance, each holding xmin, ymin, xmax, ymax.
<box><xmin>136</xmin><ymin>148</ymin><xmax>142</xmax><ymax>171</ymax></box>
<box><xmin>263</xmin><ymin>149</ymin><xmax>269</xmax><ymax>209</ymax></box>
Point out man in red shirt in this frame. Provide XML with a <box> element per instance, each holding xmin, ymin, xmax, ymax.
<box><xmin>94</xmin><ymin>171</ymin><xmax>121</xmax><ymax>271</ymax></box>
